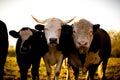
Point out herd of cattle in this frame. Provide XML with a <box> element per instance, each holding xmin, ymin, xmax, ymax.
<box><xmin>0</xmin><ymin>16</ymin><xmax>111</xmax><ymax>80</ymax></box>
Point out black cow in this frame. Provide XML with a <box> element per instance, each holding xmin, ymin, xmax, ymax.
<box><xmin>70</xmin><ymin>19</ymin><xmax>111</xmax><ymax>80</ymax></box>
<box><xmin>9</xmin><ymin>27</ymin><xmax>47</xmax><ymax>80</ymax></box>
<box><xmin>0</xmin><ymin>20</ymin><xmax>9</xmax><ymax>80</ymax></box>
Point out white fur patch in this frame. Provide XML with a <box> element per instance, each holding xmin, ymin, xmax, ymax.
<box><xmin>19</xmin><ymin>29</ymin><xmax>33</xmax><ymax>41</ymax></box>
<box><xmin>19</xmin><ymin>29</ymin><xmax>33</xmax><ymax>48</ymax></box>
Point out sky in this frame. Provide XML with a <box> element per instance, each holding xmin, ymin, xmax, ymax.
<box><xmin>0</xmin><ymin>0</ymin><xmax>120</xmax><ymax>46</ymax></box>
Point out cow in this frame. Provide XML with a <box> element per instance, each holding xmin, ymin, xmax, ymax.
<box><xmin>69</xmin><ymin>19</ymin><xmax>111</xmax><ymax>80</ymax></box>
<box><xmin>9</xmin><ymin>27</ymin><xmax>47</xmax><ymax>80</ymax></box>
<box><xmin>0</xmin><ymin>20</ymin><xmax>9</xmax><ymax>80</ymax></box>
<box><xmin>32</xmin><ymin>16</ymin><xmax>75</xmax><ymax>80</ymax></box>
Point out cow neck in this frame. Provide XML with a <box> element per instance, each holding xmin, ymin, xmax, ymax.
<box><xmin>48</xmin><ymin>45</ymin><xmax>59</xmax><ymax>54</ymax></box>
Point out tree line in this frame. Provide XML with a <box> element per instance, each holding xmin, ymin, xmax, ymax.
<box><xmin>108</xmin><ymin>30</ymin><xmax>120</xmax><ymax>57</ymax></box>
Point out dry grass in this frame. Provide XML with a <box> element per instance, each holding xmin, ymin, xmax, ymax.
<box><xmin>4</xmin><ymin>57</ymin><xmax>120</xmax><ymax>80</ymax></box>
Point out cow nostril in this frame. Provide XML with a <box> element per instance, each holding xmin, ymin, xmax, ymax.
<box><xmin>49</xmin><ymin>38</ymin><xmax>57</xmax><ymax>43</ymax></box>
<box><xmin>78</xmin><ymin>42</ymin><xmax>81</xmax><ymax>45</ymax></box>
<box><xmin>84</xmin><ymin>42</ymin><xmax>87</xmax><ymax>45</ymax></box>
<box><xmin>79</xmin><ymin>41</ymin><xmax>88</xmax><ymax>46</ymax></box>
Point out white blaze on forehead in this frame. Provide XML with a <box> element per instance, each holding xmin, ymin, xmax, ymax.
<box><xmin>45</xmin><ymin>18</ymin><xmax>63</xmax><ymax>25</ymax></box>
<box><xmin>19</xmin><ymin>29</ymin><xmax>33</xmax><ymax>41</ymax></box>
<box><xmin>73</xmin><ymin>19</ymin><xmax>93</xmax><ymax>36</ymax></box>
<box><xmin>45</xmin><ymin>18</ymin><xmax>62</xmax><ymax>30</ymax></box>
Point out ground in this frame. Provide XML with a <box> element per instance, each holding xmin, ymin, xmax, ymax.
<box><xmin>4</xmin><ymin>57</ymin><xmax>120</xmax><ymax>80</ymax></box>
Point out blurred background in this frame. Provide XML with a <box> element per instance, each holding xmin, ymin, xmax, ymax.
<box><xmin>0</xmin><ymin>0</ymin><xmax>120</xmax><ymax>79</ymax></box>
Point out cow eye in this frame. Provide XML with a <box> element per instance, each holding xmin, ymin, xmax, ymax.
<box><xmin>73</xmin><ymin>30</ymin><xmax>76</xmax><ymax>34</ymax></box>
<box><xmin>89</xmin><ymin>31</ymin><xmax>93</xmax><ymax>35</ymax></box>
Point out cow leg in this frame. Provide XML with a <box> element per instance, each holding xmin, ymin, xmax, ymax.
<box><xmin>68</xmin><ymin>63</ymin><xmax>79</xmax><ymax>80</ymax></box>
<box><xmin>72</xmin><ymin>66</ymin><xmax>79</xmax><ymax>80</ymax></box>
<box><xmin>43</xmin><ymin>57</ymin><xmax>52</xmax><ymax>80</ymax></box>
<box><xmin>20</xmin><ymin>68</ymin><xmax>28</xmax><ymax>80</ymax></box>
<box><xmin>54</xmin><ymin>54</ymin><xmax>64</xmax><ymax>80</ymax></box>
<box><xmin>98</xmin><ymin>59</ymin><xmax>108</xmax><ymax>80</ymax></box>
<box><xmin>31</xmin><ymin>65</ymin><xmax>39</xmax><ymax>80</ymax></box>
<box><xmin>87</xmin><ymin>64</ymin><xmax>98</xmax><ymax>80</ymax></box>
<box><xmin>31</xmin><ymin>57</ymin><xmax>41</xmax><ymax>80</ymax></box>
<box><xmin>0</xmin><ymin>50</ymin><xmax>8</xmax><ymax>80</ymax></box>
<box><xmin>0</xmin><ymin>59</ymin><xmax>6</xmax><ymax>80</ymax></box>
<box><xmin>0</xmin><ymin>67</ymin><xmax>4</xmax><ymax>80</ymax></box>
<box><xmin>19</xmin><ymin>59</ymin><xmax>31</xmax><ymax>80</ymax></box>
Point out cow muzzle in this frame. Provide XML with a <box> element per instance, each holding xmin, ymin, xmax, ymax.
<box><xmin>78</xmin><ymin>41</ymin><xmax>88</xmax><ymax>47</ymax></box>
<box><xmin>20</xmin><ymin>41</ymin><xmax>31</xmax><ymax>54</ymax></box>
<box><xmin>21</xmin><ymin>47</ymin><xmax>29</xmax><ymax>52</ymax></box>
<box><xmin>49</xmin><ymin>38</ymin><xmax>57</xmax><ymax>44</ymax></box>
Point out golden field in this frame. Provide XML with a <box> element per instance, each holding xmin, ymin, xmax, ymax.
<box><xmin>3</xmin><ymin>57</ymin><xmax>120</xmax><ymax>80</ymax></box>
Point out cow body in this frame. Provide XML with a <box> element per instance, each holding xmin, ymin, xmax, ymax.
<box><xmin>0</xmin><ymin>20</ymin><xmax>9</xmax><ymax>80</ymax></box>
<box><xmin>82</xmin><ymin>51</ymin><xmax>100</xmax><ymax>74</ymax></box>
<box><xmin>87</xmin><ymin>28</ymin><xmax>111</xmax><ymax>80</ymax></box>
<box><xmin>32</xmin><ymin>16</ymin><xmax>75</xmax><ymax>80</ymax></box>
<box><xmin>9</xmin><ymin>27</ymin><xmax>47</xmax><ymax>80</ymax></box>
<box><xmin>69</xmin><ymin>19</ymin><xmax>111</xmax><ymax>80</ymax></box>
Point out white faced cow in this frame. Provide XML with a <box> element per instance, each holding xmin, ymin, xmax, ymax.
<box><xmin>68</xmin><ymin>19</ymin><xmax>111</xmax><ymax>80</ymax></box>
<box><xmin>32</xmin><ymin>16</ymin><xmax>75</xmax><ymax>80</ymax></box>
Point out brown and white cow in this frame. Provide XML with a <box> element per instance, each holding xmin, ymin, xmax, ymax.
<box><xmin>32</xmin><ymin>16</ymin><xmax>75</xmax><ymax>80</ymax></box>
<box><xmin>68</xmin><ymin>19</ymin><xmax>111</xmax><ymax>80</ymax></box>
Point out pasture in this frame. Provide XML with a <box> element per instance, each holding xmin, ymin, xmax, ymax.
<box><xmin>4</xmin><ymin>57</ymin><xmax>120</xmax><ymax>80</ymax></box>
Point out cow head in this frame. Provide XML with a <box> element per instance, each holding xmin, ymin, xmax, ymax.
<box><xmin>82</xmin><ymin>50</ymin><xmax>100</xmax><ymax>74</ymax></box>
<box><xmin>9</xmin><ymin>27</ymin><xmax>33</xmax><ymax>54</ymax></box>
<box><xmin>72</xmin><ymin>19</ymin><xmax>100</xmax><ymax>54</ymax></box>
<box><xmin>32</xmin><ymin>16</ymin><xmax>75</xmax><ymax>47</ymax></box>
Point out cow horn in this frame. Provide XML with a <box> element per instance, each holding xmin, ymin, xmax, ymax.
<box><xmin>31</xmin><ymin>15</ymin><xmax>46</xmax><ymax>24</ymax></box>
<box><xmin>63</xmin><ymin>16</ymin><xmax>76</xmax><ymax>24</ymax></box>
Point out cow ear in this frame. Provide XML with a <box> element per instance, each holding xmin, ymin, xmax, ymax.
<box><xmin>35</xmin><ymin>24</ymin><xmax>44</xmax><ymax>31</ymax></box>
<box><xmin>9</xmin><ymin>30</ymin><xmax>19</xmax><ymax>38</ymax></box>
<box><xmin>93</xmin><ymin>24</ymin><xmax>100</xmax><ymax>33</ymax></box>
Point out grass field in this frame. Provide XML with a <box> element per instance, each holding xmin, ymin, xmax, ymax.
<box><xmin>4</xmin><ymin>57</ymin><xmax>120</xmax><ymax>80</ymax></box>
